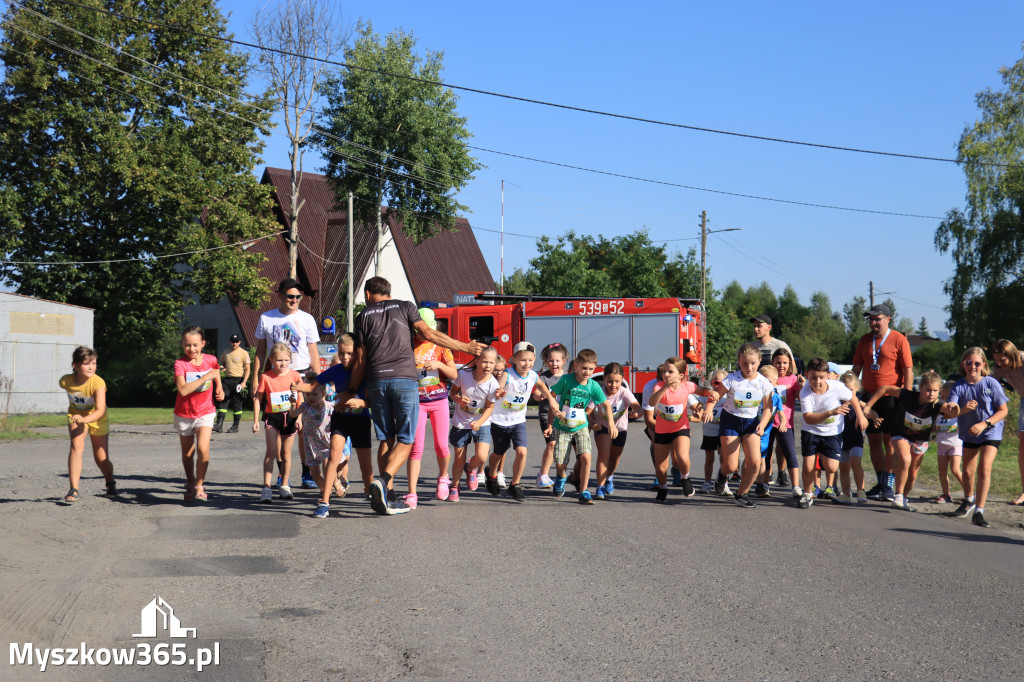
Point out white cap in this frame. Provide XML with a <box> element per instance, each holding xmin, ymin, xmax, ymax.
<box><xmin>513</xmin><ymin>341</ymin><xmax>536</xmax><ymax>355</ymax></box>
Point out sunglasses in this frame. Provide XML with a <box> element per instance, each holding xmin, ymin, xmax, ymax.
<box><xmin>284</xmin><ymin>294</ymin><xmax>303</xmax><ymax>301</ymax></box>
<box><xmin>965</xmin><ymin>361</ymin><xmax>984</xmax><ymax>367</ymax></box>
<box><xmin>493</xmin><ymin>369</ymin><xmax>506</xmax><ymax>375</ymax></box>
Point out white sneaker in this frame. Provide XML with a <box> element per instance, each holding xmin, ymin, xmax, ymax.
<box><xmin>699</xmin><ymin>480</ymin><xmax>714</xmax><ymax>493</ymax></box>
<box><xmin>536</xmin><ymin>473</ymin><xmax>554</xmax><ymax>488</ymax></box>
<box><xmin>792</xmin><ymin>486</ymin><xmax>803</xmax><ymax>499</ymax></box>
<box><xmin>496</xmin><ymin>471</ymin><xmax>508</xmax><ymax>489</ymax></box>
<box><xmin>260</xmin><ymin>486</ymin><xmax>273</xmax><ymax>503</ymax></box>
<box><xmin>279</xmin><ymin>484</ymin><xmax>294</xmax><ymax>499</ymax></box>
<box><xmin>720</xmin><ymin>482</ymin><xmax>732</xmax><ymax>496</ymax></box>
<box><xmin>857</xmin><ymin>490</ymin><xmax>868</xmax><ymax>504</ymax></box>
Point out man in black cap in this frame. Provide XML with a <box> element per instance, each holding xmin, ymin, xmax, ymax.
<box><xmin>215</xmin><ymin>333</ymin><xmax>250</xmax><ymax>433</ymax></box>
<box><xmin>852</xmin><ymin>303</ymin><xmax>914</xmax><ymax>501</ymax></box>
<box><xmin>751</xmin><ymin>314</ymin><xmax>793</xmax><ymax>369</ymax></box>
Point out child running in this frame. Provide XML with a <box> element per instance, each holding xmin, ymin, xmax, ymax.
<box><xmin>863</xmin><ymin>370</ymin><xmax>950</xmax><ymax>511</ymax></box>
<box><xmin>59</xmin><ymin>346</ymin><xmax>115</xmax><ymax>502</ymax></box>
<box><xmin>253</xmin><ymin>343</ymin><xmax>303</xmax><ymax>503</ymax></box>
<box><xmin>943</xmin><ymin>347</ymin><xmax>1009</xmax><ymax>528</ymax></box>
<box><xmin>933</xmin><ymin>381</ymin><xmax>964</xmax><ymax>504</ymax></box>
<box><xmin>797</xmin><ymin>357</ymin><xmax>867</xmax><ymax>509</ymax></box>
<box><xmin>291</xmin><ymin>373</ymin><xmax>344</xmax><ymax>501</ymax></box>
<box><xmin>753</xmin><ymin>365</ymin><xmax>786</xmax><ymax>499</ymax></box>
<box><xmin>173</xmin><ymin>326</ymin><xmax>223</xmax><ymax>503</ymax></box>
<box><xmin>484</xmin><ymin>342</ymin><xmax>559</xmax><ymax>501</ymax></box>
<box><xmin>448</xmin><ymin>346</ymin><xmax>502</xmax><ymax>500</ymax></box>
<box><xmin>593</xmin><ymin>362</ymin><xmax>642</xmax><ymax>500</ymax></box>
<box><xmin>716</xmin><ymin>343</ymin><xmax>776</xmax><ymax>508</ymax></box>
<box><xmin>293</xmin><ymin>335</ymin><xmax>372</xmax><ymax>518</ymax></box>
<box><xmin>838</xmin><ymin>372</ymin><xmax>868</xmax><ymax>504</ymax></box>
<box><xmin>549</xmin><ymin>348</ymin><xmax>615</xmax><ymax>504</ymax></box>
<box><xmin>535</xmin><ymin>343</ymin><xmax>568</xmax><ymax>488</ymax></box>
<box><xmin>991</xmin><ymin>339</ymin><xmax>1024</xmax><ymax>506</ymax></box>
<box><xmin>697</xmin><ymin>370</ymin><xmax>727</xmax><ymax>494</ymax></box>
<box><xmin>488</xmin><ymin>354</ymin><xmax>511</xmax><ymax>488</ymax></box>
<box><xmin>648</xmin><ymin>356</ymin><xmax>717</xmax><ymax>502</ymax></box>
<box><xmin>410</xmin><ymin>308</ymin><xmax>458</xmax><ymax>506</ymax></box>
<box><xmin>768</xmin><ymin>348</ymin><xmax>803</xmax><ymax>492</ymax></box>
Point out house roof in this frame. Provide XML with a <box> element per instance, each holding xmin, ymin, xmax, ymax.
<box><xmin>232</xmin><ymin>167</ymin><xmax>493</xmax><ymax>345</ymax></box>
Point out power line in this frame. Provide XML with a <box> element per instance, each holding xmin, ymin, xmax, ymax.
<box><xmin>37</xmin><ymin>0</ymin><xmax>1015</xmax><ymax>169</ymax></box>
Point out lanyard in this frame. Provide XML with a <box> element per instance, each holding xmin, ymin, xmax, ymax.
<box><xmin>871</xmin><ymin>330</ymin><xmax>890</xmax><ymax>367</ymax></box>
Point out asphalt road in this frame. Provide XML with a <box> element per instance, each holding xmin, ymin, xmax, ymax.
<box><xmin>2</xmin><ymin>417</ymin><xmax>1024</xmax><ymax>680</ymax></box>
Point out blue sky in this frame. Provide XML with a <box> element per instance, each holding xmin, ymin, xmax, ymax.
<box><xmin>220</xmin><ymin>0</ymin><xmax>1024</xmax><ymax>333</ymax></box>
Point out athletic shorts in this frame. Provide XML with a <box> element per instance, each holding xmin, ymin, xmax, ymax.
<box><xmin>174</xmin><ymin>412</ymin><xmax>215</xmax><ymax>437</ymax></box>
<box><xmin>450</xmin><ymin>425</ymin><xmax>492</xmax><ymax>448</ymax></box>
<box><xmin>537</xmin><ymin>407</ymin><xmax>556</xmax><ymax>444</ymax></box>
<box><xmin>492</xmin><ymin>422</ymin><xmax>528</xmax><ymax>456</ymax></box>
<box><xmin>700</xmin><ymin>434</ymin><xmax>721</xmax><ymax>451</ymax></box>
<box><xmin>842</xmin><ymin>446</ymin><xmax>864</xmax><ymax>459</ymax></box>
<box><xmin>866</xmin><ymin>395</ymin><xmax>897</xmax><ymax>435</ymax></box>
<box><xmin>962</xmin><ymin>439</ymin><xmax>1002</xmax><ymax>450</ymax></box>
<box><xmin>937</xmin><ymin>441</ymin><xmax>962</xmax><ymax>458</ymax></box>
<box><xmin>330</xmin><ymin>412</ymin><xmax>372</xmax><ymax>449</ymax></box>
<box><xmin>595</xmin><ymin>425</ymin><xmax>627</xmax><ymax>448</ymax></box>
<box><xmin>68</xmin><ymin>413</ymin><xmax>109</xmax><ymax>437</ymax></box>
<box><xmin>801</xmin><ymin>431</ymin><xmax>843</xmax><ymax>461</ymax></box>
<box><xmin>654</xmin><ymin>429</ymin><xmax>690</xmax><ymax>446</ymax></box>
<box><xmin>554</xmin><ymin>428</ymin><xmax>592</xmax><ymax>465</ymax></box>
<box><xmin>720</xmin><ymin>410</ymin><xmax>759</xmax><ymax>437</ymax></box>
<box><xmin>262</xmin><ymin>411</ymin><xmax>298</xmax><ymax>436</ymax></box>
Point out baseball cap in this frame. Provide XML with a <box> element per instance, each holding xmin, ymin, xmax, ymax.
<box><xmin>513</xmin><ymin>341</ymin><xmax>536</xmax><ymax>355</ymax></box>
<box><xmin>229</xmin><ymin>334</ymin><xmax>241</xmax><ymax>342</ymax></box>
<box><xmin>827</xmin><ymin>362</ymin><xmax>842</xmax><ymax>375</ymax></box>
<box><xmin>418</xmin><ymin>307</ymin><xmax>437</xmax><ymax>330</ymax></box>
<box><xmin>751</xmin><ymin>314</ymin><xmax>772</xmax><ymax>325</ymax></box>
<box><xmin>864</xmin><ymin>304</ymin><xmax>891</xmax><ymax>318</ymax></box>
<box><xmin>278</xmin><ymin>277</ymin><xmax>304</xmax><ymax>294</ymax></box>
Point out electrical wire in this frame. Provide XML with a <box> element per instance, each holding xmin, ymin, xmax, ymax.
<box><xmin>38</xmin><ymin>0</ymin><xmax>1019</xmax><ymax>169</ymax></box>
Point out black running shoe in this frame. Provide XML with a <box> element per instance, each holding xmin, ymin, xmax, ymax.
<box><xmin>655</xmin><ymin>488</ymin><xmax>668</xmax><ymax>503</ymax></box>
<box><xmin>509</xmin><ymin>483</ymin><xmax>525</xmax><ymax>502</ymax></box>
<box><xmin>484</xmin><ymin>466</ymin><xmax>500</xmax><ymax>496</ymax></box>
<box><xmin>950</xmin><ymin>499</ymin><xmax>976</xmax><ymax>518</ymax></box>
<box><xmin>971</xmin><ymin>511</ymin><xmax>990</xmax><ymax>528</ymax></box>
<box><xmin>714</xmin><ymin>473</ymin><xmax>727</xmax><ymax>496</ymax></box>
<box><xmin>681</xmin><ymin>478</ymin><xmax>695</xmax><ymax>497</ymax></box>
<box><xmin>733</xmin><ymin>493</ymin><xmax>756</xmax><ymax>508</ymax></box>
<box><xmin>865</xmin><ymin>483</ymin><xmax>883</xmax><ymax>500</ymax></box>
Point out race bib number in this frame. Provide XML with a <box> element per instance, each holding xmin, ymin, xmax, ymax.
<box><xmin>269</xmin><ymin>390</ymin><xmax>292</xmax><ymax>413</ymax></box>
<box><xmin>612</xmin><ymin>405</ymin><xmax>628</xmax><ymax>421</ymax></box>
<box><xmin>67</xmin><ymin>392</ymin><xmax>94</xmax><ymax>410</ymax></box>
<box><xmin>657</xmin><ymin>402</ymin><xmax>685</xmax><ymax>422</ymax></box>
<box><xmin>418</xmin><ymin>368</ymin><xmax>440</xmax><ymax>388</ymax></box>
<box><xmin>938</xmin><ymin>418</ymin><xmax>957</xmax><ymax>433</ymax></box>
<box><xmin>733</xmin><ymin>389</ymin><xmax>762</xmax><ymax>409</ymax></box>
<box><xmin>186</xmin><ymin>371</ymin><xmax>210</xmax><ymax>393</ymax></box>
<box><xmin>711</xmin><ymin>404</ymin><xmax>724</xmax><ymax>424</ymax></box>
<box><xmin>561</xmin><ymin>407</ymin><xmax>587</xmax><ymax>428</ymax></box>
<box><xmin>502</xmin><ymin>392</ymin><xmax>529</xmax><ymax>411</ymax></box>
<box><xmin>903</xmin><ymin>411</ymin><xmax>932</xmax><ymax>433</ymax></box>
<box><xmin>464</xmin><ymin>399</ymin><xmax>484</xmax><ymax>415</ymax></box>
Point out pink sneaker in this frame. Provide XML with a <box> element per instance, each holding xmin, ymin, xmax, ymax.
<box><xmin>404</xmin><ymin>493</ymin><xmax>418</xmax><ymax>510</ymax></box>
<box><xmin>436</xmin><ymin>476</ymin><xmax>450</xmax><ymax>501</ymax></box>
<box><xmin>449</xmin><ymin>486</ymin><xmax>460</xmax><ymax>502</ymax></box>
<box><xmin>465</xmin><ymin>465</ymin><xmax>478</xmax><ymax>491</ymax></box>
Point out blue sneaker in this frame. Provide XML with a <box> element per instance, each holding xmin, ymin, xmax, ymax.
<box><xmin>578</xmin><ymin>490</ymin><xmax>594</xmax><ymax>505</ymax></box>
<box><xmin>301</xmin><ymin>474</ymin><xmax>318</xmax><ymax>489</ymax></box>
<box><xmin>553</xmin><ymin>477</ymin><xmax>567</xmax><ymax>497</ymax></box>
<box><xmin>671</xmin><ymin>467</ymin><xmax>683</xmax><ymax>487</ymax></box>
<box><xmin>604</xmin><ymin>476</ymin><xmax>614</xmax><ymax>495</ymax></box>
<box><xmin>275</xmin><ymin>475</ymin><xmax>282</xmax><ymax>488</ymax></box>
<box><xmin>594</xmin><ymin>485</ymin><xmax>606</xmax><ymax>500</ymax></box>
<box><xmin>313</xmin><ymin>502</ymin><xmax>329</xmax><ymax>519</ymax></box>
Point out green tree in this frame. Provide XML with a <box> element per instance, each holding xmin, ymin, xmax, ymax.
<box><xmin>788</xmin><ymin>292</ymin><xmax>849</xmax><ymax>362</ymax></box>
<box><xmin>0</xmin><ymin>0</ymin><xmax>277</xmax><ymax>387</ymax></box>
<box><xmin>917</xmin><ymin>316</ymin><xmax>929</xmax><ymax>336</ymax></box>
<box><xmin>584</xmin><ymin>230</ymin><xmax>669</xmax><ymax>297</ymax></box>
<box><xmin>312</xmin><ymin>23</ymin><xmax>481</xmax><ymax>257</ymax></box>
<box><xmin>500</xmin><ymin>267</ymin><xmax>539</xmax><ymax>296</ymax></box>
<box><xmin>935</xmin><ymin>46</ymin><xmax>1024</xmax><ymax>346</ymax></box>
<box><xmin>663</xmin><ymin>247</ymin><xmax>702</xmax><ymax>299</ymax></box>
<box><xmin>527</xmin><ymin>232</ymin><xmax>615</xmax><ymax>297</ymax></box>
<box><xmin>913</xmin><ymin>340</ymin><xmax>959</xmax><ymax>377</ymax></box>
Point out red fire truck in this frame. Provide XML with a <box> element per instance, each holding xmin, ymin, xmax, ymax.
<box><xmin>429</xmin><ymin>294</ymin><xmax>706</xmax><ymax>392</ymax></box>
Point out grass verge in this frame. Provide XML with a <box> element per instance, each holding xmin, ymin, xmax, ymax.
<box><xmin>0</xmin><ymin>409</ymin><xmax>255</xmax><ymax>441</ymax></box>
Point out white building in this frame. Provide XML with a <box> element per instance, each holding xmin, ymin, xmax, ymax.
<box><xmin>0</xmin><ymin>292</ymin><xmax>94</xmax><ymax>414</ymax></box>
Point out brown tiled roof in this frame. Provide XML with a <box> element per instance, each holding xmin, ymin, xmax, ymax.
<box><xmin>232</xmin><ymin>168</ymin><xmax>492</xmax><ymax>344</ymax></box>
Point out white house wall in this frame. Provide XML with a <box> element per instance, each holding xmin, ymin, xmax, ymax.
<box><xmin>353</xmin><ymin>230</ymin><xmax>415</xmax><ymax>305</ymax></box>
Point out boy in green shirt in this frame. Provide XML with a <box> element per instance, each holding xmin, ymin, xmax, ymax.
<box><xmin>549</xmin><ymin>348</ymin><xmax>617</xmax><ymax>504</ymax></box>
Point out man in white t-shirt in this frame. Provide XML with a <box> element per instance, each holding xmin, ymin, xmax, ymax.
<box><xmin>252</xmin><ymin>278</ymin><xmax>321</xmax><ymax>488</ymax></box>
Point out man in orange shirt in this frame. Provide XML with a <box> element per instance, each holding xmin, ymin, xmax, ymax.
<box><xmin>851</xmin><ymin>304</ymin><xmax>913</xmax><ymax>502</ymax></box>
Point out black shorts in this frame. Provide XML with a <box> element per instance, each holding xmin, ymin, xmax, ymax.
<box><xmin>866</xmin><ymin>395</ymin><xmax>897</xmax><ymax>435</ymax></box>
<box><xmin>653</xmin><ymin>429</ymin><xmax>691</xmax><ymax>445</ymax></box>
<box><xmin>330</xmin><ymin>412</ymin><xmax>372</xmax><ymax>449</ymax></box>
<box><xmin>801</xmin><ymin>431</ymin><xmax>843</xmax><ymax>461</ymax></box>
<box><xmin>962</xmin><ymin>439</ymin><xmax>1002</xmax><ymax>450</ymax></box>
<box><xmin>537</xmin><ymin>408</ymin><xmax>556</xmax><ymax>444</ymax></box>
<box><xmin>700</xmin><ymin>434</ymin><xmax>721</xmax><ymax>451</ymax></box>
<box><xmin>492</xmin><ymin>422</ymin><xmax>528</xmax><ymax>455</ymax></box>
<box><xmin>263</xmin><ymin>411</ymin><xmax>298</xmax><ymax>436</ymax></box>
<box><xmin>594</xmin><ymin>425</ymin><xmax>627</xmax><ymax>448</ymax></box>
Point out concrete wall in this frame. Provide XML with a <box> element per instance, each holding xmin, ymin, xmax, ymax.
<box><xmin>0</xmin><ymin>293</ymin><xmax>94</xmax><ymax>414</ymax></box>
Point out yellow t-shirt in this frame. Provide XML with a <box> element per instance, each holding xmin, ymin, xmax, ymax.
<box><xmin>59</xmin><ymin>374</ymin><xmax>106</xmax><ymax>416</ymax></box>
<box><xmin>220</xmin><ymin>347</ymin><xmax>250</xmax><ymax>378</ymax></box>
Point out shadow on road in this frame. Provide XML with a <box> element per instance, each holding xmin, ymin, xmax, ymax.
<box><xmin>890</xmin><ymin>527</ymin><xmax>1024</xmax><ymax>547</ymax></box>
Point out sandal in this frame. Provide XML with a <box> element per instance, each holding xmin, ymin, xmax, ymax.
<box><xmin>64</xmin><ymin>488</ymin><xmax>79</xmax><ymax>502</ymax></box>
<box><xmin>183</xmin><ymin>484</ymin><xmax>196</xmax><ymax>502</ymax></box>
<box><xmin>194</xmin><ymin>486</ymin><xmax>208</xmax><ymax>502</ymax></box>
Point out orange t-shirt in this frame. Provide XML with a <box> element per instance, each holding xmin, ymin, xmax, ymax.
<box><xmin>256</xmin><ymin>370</ymin><xmax>303</xmax><ymax>413</ymax></box>
<box><xmin>413</xmin><ymin>342</ymin><xmax>454</xmax><ymax>402</ymax></box>
<box><xmin>853</xmin><ymin>330</ymin><xmax>913</xmax><ymax>392</ymax></box>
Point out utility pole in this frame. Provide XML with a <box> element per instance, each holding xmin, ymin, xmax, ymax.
<box><xmin>869</xmin><ymin>281</ymin><xmax>874</xmax><ymax>308</ymax></box>
<box><xmin>347</xmin><ymin>192</ymin><xmax>354</xmax><ymax>332</ymax></box>
<box><xmin>700</xmin><ymin>211</ymin><xmax>708</xmax><ymax>304</ymax></box>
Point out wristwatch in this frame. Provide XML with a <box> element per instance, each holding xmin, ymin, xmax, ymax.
<box><xmin>984</xmin><ymin>419</ymin><xmax>993</xmax><ymax>428</ymax></box>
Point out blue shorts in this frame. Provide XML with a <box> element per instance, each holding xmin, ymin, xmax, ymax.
<box><xmin>367</xmin><ymin>378</ymin><xmax>419</xmax><ymax>445</ymax></box>
<box><xmin>492</xmin><ymin>422</ymin><xmax>528</xmax><ymax>455</ymax></box>
<box><xmin>450</xmin><ymin>425</ymin><xmax>492</xmax><ymax>448</ymax></box>
<box><xmin>720</xmin><ymin>411</ymin><xmax>759</xmax><ymax>437</ymax></box>
<box><xmin>801</xmin><ymin>431</ymin><xmax>843</xmax><ymax>461</ymax></box>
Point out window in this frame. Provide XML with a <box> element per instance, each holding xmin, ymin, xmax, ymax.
<box><xmin>468</xmin><ymin>316</ymin><xmax>495</xmax><ymax>343</ymax></box>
